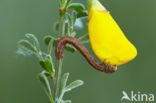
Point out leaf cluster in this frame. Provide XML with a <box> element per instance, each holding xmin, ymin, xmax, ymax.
<box><xmin>17</xmin><ymin>0</ymin><xmax>89</xmax><ymax>103</ymax></box>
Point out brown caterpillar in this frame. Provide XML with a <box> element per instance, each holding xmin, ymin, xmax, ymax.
<box><xmin>55</xmin><ymin>36</ymin><xmax>117</xmax><ymax>73</ymax></box>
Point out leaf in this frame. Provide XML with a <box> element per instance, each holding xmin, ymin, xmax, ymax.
<box><xmin>67</xmin><ymin>13</ymin><xmax>72</xmax><ymax>27</ymax></box>
<box><xmin>53</xmin><ymin>21</ymin><xmax>69</xmax><ymax>34</ymax></box>
<box><xmin>47</xmin><ymin>39</ymin><xmax>54</xmax><ymax>55</ymax></box>
<box><xmin>66</xmin><ymin>12</ymin><xmax>77</xmax><ymax>36</ymax></box>
<box><xmin>39</xmin><ymin>58</ymin><xmax>55</xmax><ymax>75</ymax></box>
<box><xmin>53</xmin><ymin>22</ymin><xmax>59</xmax><ymax>32</ymax></box>
<box><xmin>39</xmin><ymin>71</ymin><xmax>55</xmax><ymax>103</ymax></box>
<box><xmin>59</xmin><ymin>0</ymin><xmax>63</xmax><ymax>5</ymax></box>
<box><xmin>18</xmin><ymin>40</ymin><xmax>36</xmax><ymax>53</ymax></box>
<box><xmin>38</xmin><ymin>71</ymin><xmax>52</xmax><ymax>96</ymax></box>
<box><xmin>16</xmin><ymin>46</ymin><xmax>34</xmax><ymax>56</ymax></box>
<box><xmin>72</xmin><ymin>11</ymin><xmax>77</xmax><ymax>25</ymax></box>
<box><xmin>61</xmin><ymin>73</ymin><xmax>69</xmax><ymax>91</ymax></box>
<box><xmin>64</xmin><ymin>0</ymin><xmax>72</xmax><ymax>9</ymax></box>
<box><xmin>77</xmin><ymin>10</ymin><xmax>88</xmax><ymax>18</ymax></box>
<box><xmin>25</xmin><ymin>34</ymin><xmax>40</xmax><ymax>52</ymax></box>
<box><xmin>66</xmin><ymin>44</ymin><xmax>77</xmax><ymax>53</ymax></box>
<box><xmin>64</xmin><ymin>80</ymin><xmax>84</xmax><ymax>92</ymax></box>
<box><xmin>63</xmin><ymin>100</ymin><xmax>72</xmax><ymax>103</ymax></box>
<box><xmin>78</xmin><ymin>34</ymin><xmax>89</xmax><ymax>44</ymax></box>
<box><xmin>70</xmin><ymin>32</ymin><xmax>76</xmax><ymax>37</ymax></box>
<box><xmin>68</xmin><ymin>3</ymin><xmax>85</xmax><ymax>12</ymax></box>
<box><xmin>44</xmin><ymin>35</ymin><xmax>56</xmax><ymax>45</ymax></box>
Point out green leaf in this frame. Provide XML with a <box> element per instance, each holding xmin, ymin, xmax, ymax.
<box><xmin>63</xmin><ymin>100</ymin><xmax>72</xmax><ymax>103</ymax></box>
<box><xmin>39</xmin><ymin>71</ymin><xmax>55</xmax><ymax>103</ymax></box>
<box><xmin>77</xmin><ymin>10</ymin><xmax>88</xmax><ymax>18</ymax></box>
<box><xmin>17</xmin><ymin>46</ymin><xmax>34</xmax><ymax>56</ymax></box>
<box><xmin>78</xmin><ymin>34</ymin><xmax>89</xmax><ymax>44</ymax></box>
<box><xmin>60</xmin><ymin>0</ymin><xmax>63</xmax><ymax>5</ymax></box>
<box><xmin>67</xmin><ymin>14</ymin><xmax>72</xmax><ymax>26</ymax></box>
<box><xmin>66</xmin><ymin>44</ymin><xmax>77</xmax><ymax>53</ymax></box>
<box><xmin>72</xmin><ymin>11</ymin><xmax>77</xmax><ymax>25</ymax></box>
<box><xmin>70</xmin><ymin>32</ymin><xmax>76</xmax><ymax>37</ymax></box>
<box><xmin>38</xmin><ymin>71</ymin><xmax>52</xmax><ymax>96</ymax></box>
<box><xmin>44</xmin><ymin>35</ymin><xmax>56</xmax><ymax>45</ymax></box>
<box><xmin>53</xmin><ymin>21</ymin><xmax>69</xmax><ymax>34</ymax></box>
<box><xmin>64</xmin><ymin>80</ymin><xmax>84</xmax><ymax>92</ymax></box>
<box><xmin>25</xmin><ymin>34</ymin><xmax>40</xmax><ymax>52</ymax></box>
<box><xmin>64</xmin><ymin>0</ymin><xmax>72</xmax><ymax>9</ymax></box>
<box><xmin>18</xmin><ymin>40</ymin><xmax>36</xmax><ymax>52</ymax></box>
<box><xmin>66</xmin><ymin>12</ymin><xmax>77</xmax><ymax>36</ymax></box>
<box><xmin>68</xmin><ymin>3</ymin><xmax>85</xmax><ymax>12</ymax></box>
<box><xmin>53</xmin><ymin>21</ymin><xmax>59</xmax><ymax>32</ymax></box>
<box><xmin>61</xmin><ymin>73</ymin><xmax>69</xmax><ymax>91</ymax></box>
<box><xmin>39</xmin><ymin>58</ymin><xmax>55</xmax><ymax>75</ymax></box>
<box><xmin>47</xmin><ymin>39</ymin><xmax>54</xmax><ymax>55</ymax></box>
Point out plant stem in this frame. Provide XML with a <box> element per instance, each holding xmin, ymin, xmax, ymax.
<box><xmin>58</xmin><ymin>12</ymin><xmax>66</xmax><ymax>37</ymax></box>
<box><xmin>54</xmin><ymin>58</ymin><xmax>63</xmax><ymax>99</ymax></box>
<box><xmin>54</xmin><ymin>10</ymin><xmax>66</xmax><ymax>102</ymax></box>
<box><xmin>57</xmin><ymin>90</ymin><xmax>64</xmax><ymax>103</ymax></box>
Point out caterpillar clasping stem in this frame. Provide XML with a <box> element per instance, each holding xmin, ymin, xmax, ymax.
<box><xmin>55</xmin><ymin>36</ymin><xmax>117</xmax><ymax>73</ymax></box>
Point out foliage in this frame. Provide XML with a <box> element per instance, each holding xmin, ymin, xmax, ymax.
<box><xmin>17</xmin><ymin>0</ymin><xmax>89</xmax><ymax>103</ymax></box>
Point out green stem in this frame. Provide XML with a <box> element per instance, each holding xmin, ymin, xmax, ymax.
<box><xmin>57</xmin><ymin>90</ymin><xmax>64</xmax><ymax>103</ymax></box>
<box><xmin>54</xmin><ymin>58</ymin><xmax>63</xmax><ymax>99</ymax></box>
<box><xmin>58</xmin><ymin>12</ymin><xmax>66</xmax><ymax>37</ymax></box>
<box><xmin>54</xmin><ymin>10</ymin><xmax>66</xmax><ymax>102</ymax></box>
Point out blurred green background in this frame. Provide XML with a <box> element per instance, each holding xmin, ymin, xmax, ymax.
<box><xmin>0</xmin><ymin>0</ymin><xmax>156</xmax><ymax>103</ymax></box>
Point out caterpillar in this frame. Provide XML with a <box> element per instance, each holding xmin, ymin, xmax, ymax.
<box><xmin>55</xmin><ymin>36</ymin><xmax>117</xmax><ymax>73</ymax></box>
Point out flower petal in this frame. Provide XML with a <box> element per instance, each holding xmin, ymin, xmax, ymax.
<box><xmin>88</xmin><ymin>0</ymin><xmax>137</xmax><ymax>65</ymax></box>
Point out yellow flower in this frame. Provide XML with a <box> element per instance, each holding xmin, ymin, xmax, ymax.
<box><xmin>88</xmin><ymin>0</ymin><xmax>137</xmax><ymax>66</ymax></box>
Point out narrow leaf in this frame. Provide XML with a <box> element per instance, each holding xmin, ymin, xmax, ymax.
<box><xmin>65</xmin><ymin>80</ymin><xmax>84</xmax><ymax>92</ymax></box>
<box><xmin>67</xmin><ymin>14</ymin><xmax>72</xmax><ymax>26</ymax></box>
<box><xmin>72</xmin><ymin>11</ymin><xmax>77</xmax><ymax>25</ymax></box>
<box><xmin>68</xmin><ymin>3</ymin><xmax>85</xmax><ymax>12</ymax></box>
<box><xmin>66</xmin><ymin>44</ymin><xmax>77</xmax><ymax>53</ymax></box>
<box><xmin>78</xmin><ymin>34</ymin><xmax>89</xmax><ymax>44</ymax></box>
<box><xmin>70</xmin><ymin>32</ymin><xmax>76</xmax><ymax>37</ymax></box>
<box><xmin>39</xmin><ymin>71</ymin><xmax>55</xmax><ymax>103</ymax></box>
<box><xmin>61</xmin><ymin>73</ymin><xmax>69</xmax><ymax>90</ymax></box>
<box><xmin>25</xmin><ymin>34</ymin><xmax>40</xmax><ymax>52</ymax></box>
<box><xmin>44</xmin><ymin>35</ymin><xmax>56</xmax><ymax>45</ymax></box>
<box><xmin>38</xmin><ymin>71</ymin><xmax>52</xmax><ymax>96</ymax></box>
<box><xmin>63</xmin><ymin>100</ymin><xmax>72</xmax><ymax>103</ymax></box>
<box><xmin>17</xmin><ymin>46</ymin><xmax>33</xmax><ymax>56</ymax></box>
<box><xmin>47</xmin><ymin>40</ymin><xmax>54</xmax><ymax>55</ymax></box>
<box><xmin>18</xmin><ymin>40</ymin><xmax>36</xmax><ymax>53</ymax></box>
<box><xmin>64</xmin><ymin>0</ymin><xmax>72</xmax><ymax>9</ymax></box>
<box><xmin>59</xmin><ymin>0</ymin><xmax>63</xmax><ymax>5</ymax></box>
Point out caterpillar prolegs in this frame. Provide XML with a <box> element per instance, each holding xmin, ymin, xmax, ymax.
<box><xmin>55</xmin><ymin>36</ymin><xmax>117</xmax><ymax>73</ymax></box>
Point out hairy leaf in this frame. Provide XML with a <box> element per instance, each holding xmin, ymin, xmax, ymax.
<box><xmin>40</xmin><ymin>58</ymin><xmax>55</xmax><ymax>75</ymax></box>
<box><xmin>78</xmin><ymin>34</ymin><xmax>89</xmax><ymax>44</ymax></box>
<box><xmin>63</xmin><ymin>100</ymin><xmax>72</xmax><ymax>103</ymax></box>
<box><xmin>18</xmin><ymin>40</ymin><xmax>36</xmax><ymax>52</ymax></box>
<box><xmin>25</xmin><ymin>34</ymin><xmax>40</xmax><ymax>52</ymax></box>
<box><xmin>61</xmin><ymin>73</ymin><xmax>69</xmax><ymax>91</ymax></box>
<box><xmin>44</xmin><ymin>35</ymin><xmax>56</xmax><ymax>45</ymax></box>
<box><xmin>38</xmin><ymin>71</ymin><xmax>52</xmax><ymax>96</ymax></box>
<box><xmin>17</xmin><ymin>46</ymin><xmax>34</xmax><ymax>56</ymax></box>
<box><xmin>65</xmin><ymin>80</ymin><xmax>84</xmax><ymax>92</ymax></box>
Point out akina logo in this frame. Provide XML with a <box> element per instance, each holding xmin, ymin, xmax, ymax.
<box><xmin>121</xmin><ymin>91</ymin><xmax>155</xmax><ymax>102</ymax></box>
